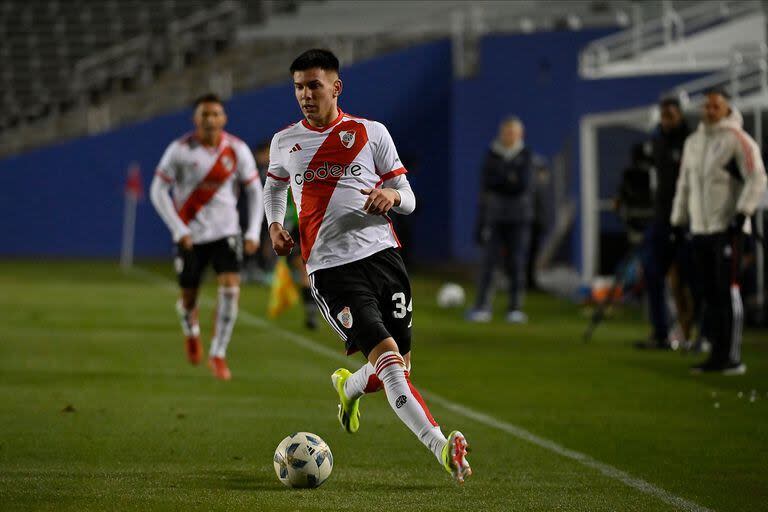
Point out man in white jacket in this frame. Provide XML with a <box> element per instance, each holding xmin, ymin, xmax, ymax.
<box><xmin>670</xmin><ymin>89</ymin><xmax>767</xmax><ymax>375</ymax></box>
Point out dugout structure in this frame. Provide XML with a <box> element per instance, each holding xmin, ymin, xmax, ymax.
<box><xmin>579</xmin><ymin>72</ymin><xmax>768</xmax><ymax>323</ymax></box>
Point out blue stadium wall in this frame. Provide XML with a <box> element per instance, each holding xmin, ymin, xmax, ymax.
<box><xmin>1</xmin><ymin>30</ymin><xmax>703</xmax><ymax>267</ymax></box>
<box><xmin>0</xmin><ymin>41</ymin><xmax>453</xmax><ymax>259</ymax></box>
<box><xmin>450</xmin><ymin>31</ymin><xmax>703</xmax><ymax>266</ymax></box>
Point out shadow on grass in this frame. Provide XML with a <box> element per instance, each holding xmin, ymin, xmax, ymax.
<box><xmin>189</xmin><ymin>470</ymin><xmax>442</xmax><ymax>492</ymax></box>
<box><xmin>188</xmin><ymin>470</ymin><xmax>278</xmax><ymax>491</ymax></box>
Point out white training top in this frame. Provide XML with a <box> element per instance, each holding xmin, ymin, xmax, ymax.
<box><xmin>265</xmin><ymin>110</ymin><xmax>415</xmax><ymax>274</ymax></box>
<box><xmin>151</xmin><ymin>131</ymin><xmax>263</xmax><ymax>244</ymax></box>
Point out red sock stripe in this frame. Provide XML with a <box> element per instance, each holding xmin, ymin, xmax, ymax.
<box><xmin>406</xmin><ymin>374</ymin><xmax>438</xmax><ymax>427</ymax></box>
<box><xmin>375</xmin><ymin>354</ymin><xmax>403</xmax><ymax>374</ymax></box>
<box><xmin>364</xmin><ymin>373</ymin><xmax>384</xmax><ymax>393</ymax></box>
<box><xmin>376</xmin><ymin>359</ymin><xmax>404</xmax><ymax>375</ymax></box>
<box><xmin>375</xmin><ymin>353</ymin><xmax>403</xmax><ymax>371</ymax></box>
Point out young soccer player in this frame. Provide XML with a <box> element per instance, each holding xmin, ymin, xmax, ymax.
<box><xmin>262</xmin><ymin>49</ymin><xmax>471</xmax><ymax>483</ymax></box>
<box><xmin>150</xmin><ymin>93</ymin><xmax>264</xmax><ymax>381</ymax></box>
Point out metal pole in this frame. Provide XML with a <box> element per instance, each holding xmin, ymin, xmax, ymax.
<box><xmin>579</xmin><ymin>116</ymin><xmax>598</xmax><ymax>284</ymax></box>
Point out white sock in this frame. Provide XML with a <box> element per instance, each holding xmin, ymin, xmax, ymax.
<box><xmin>175</xmin><ymin>299</ymin><xmax>200</xmax><ymax>337</ymax></box>
<box><xmin>344</xmin><ymin>359</ymin><xmax>413</xmax><ymax>400</ymax></box>
<box><xmin>209</xmin><ymin>286</ymin><xmax>239</xmax><ymax>358</ymax></box>
<box><xmin>374</xmin><ymin>351</ymin><xmax>447</xmax><ymax>462</ymax></box>
<box><xmin>344</xmin><ymin>363</ymin><xmax>378</xmax><ymax>400</ymax></box>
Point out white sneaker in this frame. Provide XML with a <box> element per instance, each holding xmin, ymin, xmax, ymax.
<box><xmin>466</xmin><ymin>310</ymin><xmax>491</xmax><ymax>323</ymax></box>
<box><xmin>506</xmin><ymin>310</ymin><xmax>528</xmax><ymax>324</ymax></box>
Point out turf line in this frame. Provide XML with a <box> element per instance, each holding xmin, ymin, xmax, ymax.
<box><xmin>129</xmin><ymin>266</ymin><xmax>713</xmax><ymax>512</ymax></box>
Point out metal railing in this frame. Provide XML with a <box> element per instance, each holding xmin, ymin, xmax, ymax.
<box><xmin>666</xmin><ymin>43</ymin><xmax>768</xmax><ymax>104</ymax></box>
<box><xmin>580</xmin><ymin>0</ymin><xmax>762</xmax><ymax>78</ymax></box>
<box><xmin>74</xmin><ymin>34</ymin><xmax>153</xmax><ymax>93</ymax></box>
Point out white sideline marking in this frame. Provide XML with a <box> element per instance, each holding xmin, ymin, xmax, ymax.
<box><xmin>129</xmin><ymin>266</ymin><xmax>713</xmax><ymax>512</ymax></box>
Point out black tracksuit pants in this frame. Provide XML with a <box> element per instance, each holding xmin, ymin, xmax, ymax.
<box><xmin>691</xmin><ymin>232</ymin><xmax>744</xmax><ymax>365</ymax></box>
<box><xmin>474</xmin><ymin>222</ymin><xmax>531</xmax><ymax>312</ymax></box>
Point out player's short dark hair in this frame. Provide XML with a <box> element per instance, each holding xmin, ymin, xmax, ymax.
<box><xmin>193</xmin><ymin>93</ymin><xmax>224</xmax><ymax>109</ymax></box>
<box><xmin>290</xmin><ymin>49</ymin><xmax>340</xmax><ymax>74</ymax></box>
<box><xmin>659</xmin><ymin>96</ymin><xmax>681</xmax><ymax>111</ymax></box>
<box><xmin>704</xmin><ymin>87</ymin><xmax>731</xmax><ymax>100</ymax></box>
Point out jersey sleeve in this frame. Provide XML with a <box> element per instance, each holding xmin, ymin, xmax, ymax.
<box><xmin>266</xmin><ymin>133</ymin><xmax>290</xmax><ymax>182</ymax></box>
<box><xmin>731</xmin><ymin>129</ymin><xmax>768</xmax><ymax>215</ymax></box>
<box><xmin>155</xmin><ymin>141</ymin><xmax>179</xmax><ymax>183</ymax></box>
<box><xmin>235</xmin><ymin>142</ymin><xmax>259</xmax><ymax>184</ymax></box>
<box><xmin>372</xmin><ymin>122</ymin><xmax>407</xmax><ymax>181</ymax></box>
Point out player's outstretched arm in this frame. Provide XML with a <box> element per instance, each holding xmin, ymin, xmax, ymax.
<box><xmin>149</xmin><ymin>174</ymin><xmax>191</xmax><ymax>244</ymax></box>
<box><xmin>264</xmin><ymin>175</ymin><xmax>294</xmax><ymax>255</ymax></box>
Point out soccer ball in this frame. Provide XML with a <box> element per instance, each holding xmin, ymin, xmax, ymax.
<box><xmin>273</xmin><ymin>432</ymin><xmax>333</xmax><ymax>488</ymax></box>
<box><xmin>437</xmin><ymin>283</ymin><xmax>466</xmax><ymax>308</ymax></box>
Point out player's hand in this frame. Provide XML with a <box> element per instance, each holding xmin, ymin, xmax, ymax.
<box><xmin>178</xmin><ymin>234</ymin><xmax>193</xmax><ymax>251</ymax></box>
<box><xmin>360</xmin><ymin>188</ymin><xmax>399</xmax><ymax>215</ymax></box>
<box><xmin>269</xmin><ymin>223</ymin><xmax>295</xmax><ymax>256</ymax></box>
<box><xmin>244</xmin><ymin>238</ymin><xmax>260</xmax><ymax>255</ymax></box>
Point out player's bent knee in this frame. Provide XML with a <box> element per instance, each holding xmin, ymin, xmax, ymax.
<box><xmin>367</xmin><ymin>337</ymin><xmax>400</xmax><ymax>365</ymax></box>
<box><xmin>218</xmin><ymin>272</ymin><xmax>240</xmax><ymax>287</ymax></box>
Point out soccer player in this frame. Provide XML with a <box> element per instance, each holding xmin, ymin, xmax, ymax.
<box><xmin>150</xmin><ymin>93</ymin><xmax>264</xmax><ymax>381</ymax></box>
<box><xmin>263</xmin><ymin>49</ymin><xmax>472</xmax><ymax>483</ymax></box>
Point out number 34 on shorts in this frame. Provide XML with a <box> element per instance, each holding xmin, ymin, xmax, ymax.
<box><xmin>392</xmin><ymin>292</ymin><xmax>412</xmax><ymax>322</ymax></box>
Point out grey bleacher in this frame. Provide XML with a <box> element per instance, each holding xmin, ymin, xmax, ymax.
<box><xmin>0</xmin><ymin>0</ymin><xmax>637</xmax><ymax>157</ymax></box>
<box><xmin>240</xmin><ymin>0</ymin><xmax>635</xmax><ymax>39</ymax></box>
<box><xmin>0</xmin><ymin>0</ymin><xmax>226</xmax><ymax>131</ymax></box>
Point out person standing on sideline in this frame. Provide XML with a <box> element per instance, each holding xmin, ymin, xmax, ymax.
<box><xmin>263</xmin><ymin>49</ymin><xmax>471</xmax><ymax>483</ymax></box>
<box><xmin>467</xmin><ymin>117</ymin><xmax>534</xmax><ymax>324</ymax></box>
<box><xmin>150</xmin><ymin>93</ymin><xmax>264</xmax><ymax>381</ymax></box>
<box><xmin>635</xmin><ymin>97</ymin><xmax>691</xmax><ymax>350</ymax></box>
<box><xmin>670</xmin><ymin>89</ymin><xmax>767</xmax><ymax>375</ymax></box>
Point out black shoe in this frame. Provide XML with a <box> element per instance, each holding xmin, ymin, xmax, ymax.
<box><xmin>689</xmin><ymin>359</ymin><xmax>720</xmax><ymax>374</ymax></box>
<box><xmin>690</xmin><ymin>360</ymin><xmax>747</xmax><ymax>375</ymax></box>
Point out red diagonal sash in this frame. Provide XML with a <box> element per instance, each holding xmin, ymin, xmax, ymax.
<box><xmin>300</xmin><ymin>121</ymin><xmax>369</xmax><ymax>262</ymax></box>
<box><xmin>177</xmin><ymin>146</ymin><xmax>237</xmax><ymax>225</ymax></box>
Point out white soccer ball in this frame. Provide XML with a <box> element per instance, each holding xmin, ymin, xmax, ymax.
<box><xmin>437</xmin><ymin>283</ymin><xmax>466</xmax><ymax>308</ymax></box>
<box><xmin>273</xmin><ymin>432</ymin><xmax>333</xmax><ymax>489</ymax></box>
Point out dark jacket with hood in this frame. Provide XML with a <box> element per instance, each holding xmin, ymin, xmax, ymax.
<box><xmin>477</xmin><ymin>140</ymin><xmax>533</xmax><ymax>226</ymax></box>
<box><xmin>651</xmin><ymin>119</ymin><xmax>690</xmax><ymax>223</ymax></box>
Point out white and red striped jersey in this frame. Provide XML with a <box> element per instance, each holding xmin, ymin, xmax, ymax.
<box><xmin>267</xmin><ymin>110</ymin><xmax>408</xmax><ymax>274</ymax></box>
<box><xmin>155</xmin><ymin>132</ymin><xmax>259</xmax><ymax>244</ymax></box>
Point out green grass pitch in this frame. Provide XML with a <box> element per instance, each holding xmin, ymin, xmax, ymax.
<box><xmin>1</xmin><ymin>260</ymin><xmax>766</xmax><ymax>511</ymax></box>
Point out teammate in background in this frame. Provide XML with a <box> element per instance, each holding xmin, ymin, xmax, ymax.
<box><xmin>150</xmin><ymin>93</ymin><xmax>264</xmax><ymax>381</ymax></box>
<box><xmin>263</xmin><ymin>49</ymin><xmax>472</xmax><ymax>483</ymax></box>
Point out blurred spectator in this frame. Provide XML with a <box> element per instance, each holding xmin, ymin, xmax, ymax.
<box><xmin>467</xmin><ymin>117</ymin><xmax>533</xmax><ymax>324</ymax></box>
<box><xmin>670</xmin><ymin>89</ymin><xmax>767</xmax><ymax>375</ymax></box>
<box><xmin>634</xmin><ymin>97</ymin><xmax>692</xmax><ymax>351</ymax></box>
<box><xmin>614</xmin><ymin>142</ymin><xmax>655</xmax><ymax>237</ymax></box>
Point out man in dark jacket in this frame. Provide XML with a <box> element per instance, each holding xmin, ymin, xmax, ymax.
<box><xmin>468</xmin><ymin>117</ymin><xmax>533</xmax><ymax>323</ymax></box>
<box><xmin>636</xmin><ymin>97</ymin><xmax>691</xmax><ymax>350</ymax></box>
